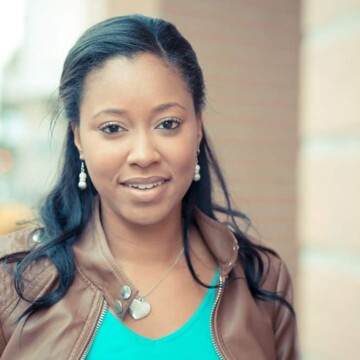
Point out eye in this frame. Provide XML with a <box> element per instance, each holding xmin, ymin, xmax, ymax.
<box><xmin>156</xmin><ymin>118</ymin><xmax>181</xmax><ymax>130</ymax></box>
<box><xmin>99</xmin><ymin>122</ymin><xmax>126</xmax><ymax>134</ymax></box>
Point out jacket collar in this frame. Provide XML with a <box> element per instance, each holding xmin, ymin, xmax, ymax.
<box><xmin>73</xmin><ymin>198</ymin><xmax>238</xmax><ymax>319</ymax></box>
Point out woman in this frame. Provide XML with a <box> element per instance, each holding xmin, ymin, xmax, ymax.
<box><xmin>0</xmin><ymin>15</ymin><xmax>298</xmax><ymax>359</ymax></box>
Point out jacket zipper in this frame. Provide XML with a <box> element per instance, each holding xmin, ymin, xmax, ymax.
<box><xmin>210</xmin><ymin>275</ymin><xmax>225</xmax><ymax>359</ymax></box>
<box><xmin>80</xmin><ymin>299</ymin><xmax>108</xmax><ymax>360</ymax></box>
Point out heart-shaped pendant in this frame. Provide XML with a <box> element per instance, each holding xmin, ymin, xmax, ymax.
<box><xmin>129</xmin><ymin>296</ymin><xmax>151</xmax><ymax>320</ymax></box>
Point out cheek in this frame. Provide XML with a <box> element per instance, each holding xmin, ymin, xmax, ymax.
<box><xmin>81</xmin><ymin>138</ymin><xmax>122</xmax><ymax>185</ymax></box>
<box><xmin>86</xmin><ymin>154</ymin><xmax>111</xmax><ymax>180</ymax></box>
<box><xmin>167</xmin><ymin>139</ymin><xmax>197</xmax><ymax>180</ymax></box>
<box><xmin>178</xmin><ymin>151</ymin><xmax>196</xmax><ymax>174</ymax></box>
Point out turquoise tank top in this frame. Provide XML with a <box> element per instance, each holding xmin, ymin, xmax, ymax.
<box><xmin>87</xmin><ymin>269</ymin><xmax>220</xmax><ymax>359</ymax></box>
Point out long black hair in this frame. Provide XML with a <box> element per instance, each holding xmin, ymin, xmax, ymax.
<box><xmin>8</xmin><ymin>14</ymin><xmax>294</xmax><ymax>319</ymax></box>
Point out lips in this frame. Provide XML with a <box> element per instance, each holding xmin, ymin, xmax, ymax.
<box><xmin>121</xmin><ymin>176</ymin><xmax>169</xmax><ymax>190</ymax></box>
<box><xmin>127</xmin><ymin>180</ymin><xmax>165</xmax><ymax>190</ymax></box>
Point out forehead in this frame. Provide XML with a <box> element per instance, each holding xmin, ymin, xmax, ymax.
<box><xmin>81</xmin><ymin>53</ymin><xmax>193</xmax><ymax>113</ymax></box>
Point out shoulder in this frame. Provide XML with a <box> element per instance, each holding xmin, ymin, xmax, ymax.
<box><xmin>0</xmin><ymin>228</ymin><xmax>56</xmax><ymax>318</ymax></box>
<box><xmin>230</xmin><ymin>247</ymin><xmax>298</xmax><ymax>358</ymax></box>
<box><xmin>0</xmin><ymin>226</ymin><xmax>39</xmax><ymax>259</ymax></box>
<box><xmin>0</xmin><ymin>228</ymin><xmax>58</xmax><ymax>354</ymax></box>
<box><xmin>239</xmin><ymin>232</ymin><xmax>294</xmax><ymax>298</ymax></box>
<box><xmin>260</xmin><ymin>250</ymin><xmax>293</xmax><ymax>299</ymax></box>
<box><xmin>231</xmin><ymin>240</ymin><xmax>295</xmax><ymax>321</ymax></box>
<box><xmin>259</xmin><ymin>251</ymin><xmax>298</xmax><ymax>357</ymax></box>
<box><xmin>255</xmin><ymin>249</ymin><xmax>298</xmax><ymax>357</ymax></box>
<box><xmin>231</xmin><ymin>248</ymin><xmax>294</xmax><ymax>311</ymax></box>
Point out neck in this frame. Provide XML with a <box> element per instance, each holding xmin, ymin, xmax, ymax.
<box><xmin>101</xmin><ymin>206</ymin><xmax>183</xmax><ymax>268</ymax></box>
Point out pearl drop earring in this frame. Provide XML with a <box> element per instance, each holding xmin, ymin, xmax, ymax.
<box><xmin>193</xmin><ymin>152</ymin><xmax>201</xmax><ymax>182</ymax></box>
<box><xmin>78</xmin><ymin>160</ymin><xmax>87</xmax><ymax>190</ymax></box>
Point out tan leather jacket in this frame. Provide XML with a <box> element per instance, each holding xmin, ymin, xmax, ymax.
<box><xmin>0</xmin><ymin>204</ymin><xmax>298</xmax><ymax>359</ymax></box>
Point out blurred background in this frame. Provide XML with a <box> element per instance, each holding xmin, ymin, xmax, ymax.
<box><xmin>0</xmin><ymin>0</ymin><xmax>359</xmax><ymax>358</ymax></box>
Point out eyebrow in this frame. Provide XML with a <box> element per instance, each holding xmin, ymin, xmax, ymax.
<box><xmin>154</xmin><ymin>102</ymin><xmax>186</xmax><ymax>112</ymax></box>
<box><xmin>93</xmin><ymin>102</ymin><xmax>186</xmax><ymax>119</ymax></box>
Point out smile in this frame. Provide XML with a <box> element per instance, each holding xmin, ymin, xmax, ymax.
<box><xmin>121</xmin><ymin>178</ymin><xmax>169</xmax><ymax>203</ymax></box>
<box><xmin>126</xmin><ymin>180</ymin><xmax>165</xmax><ymax>190</ymax></box>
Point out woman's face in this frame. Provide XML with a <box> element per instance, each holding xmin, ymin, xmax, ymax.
<box><xmin>73</xmin><ymin>53</ymin><xmax>202</xmax><ymax>227</ymax></box>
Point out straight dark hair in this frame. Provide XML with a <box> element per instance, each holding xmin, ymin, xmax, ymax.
<box><xmin>6</xmin><ymin>14</ymin><xmax>294</xmax><ymax>320</ymax></box>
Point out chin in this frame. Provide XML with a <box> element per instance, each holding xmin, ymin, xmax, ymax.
<box><xmin>122</xmin><ymin>204</ymin><xmax>181</xmax><ymax>228</ymax></box>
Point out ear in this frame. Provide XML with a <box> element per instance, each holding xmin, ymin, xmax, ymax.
<box><xmin>71</xmin><ymin>122</ymin><xmax>83</xmax><ymax>159</ymax></box>
<box><xmin>196</xmin><ymin>112</ymin><xmax>203</xmax><ymax>148</ymax></box>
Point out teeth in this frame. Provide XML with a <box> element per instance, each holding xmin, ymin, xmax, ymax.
<box><xmin>128</xmin><ymin>180</ymin><xmax>164</xmax><ymax>190</ymax></box>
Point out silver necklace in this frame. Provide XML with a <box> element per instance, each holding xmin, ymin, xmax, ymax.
<box><xmin>129</xmin><ymin>247</ymin><xmax>184</xmax><ymax>320</ymax></box>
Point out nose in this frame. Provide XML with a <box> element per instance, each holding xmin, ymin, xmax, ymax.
<box><xmin>127</xmin><ymin>131</ymin><xmax>160</xmax><ymax>168</ymax></box>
